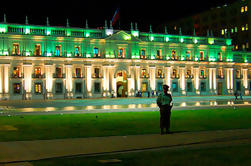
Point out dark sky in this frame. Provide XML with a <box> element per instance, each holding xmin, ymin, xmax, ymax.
<box><xmin>0</xmin><ymin>0</ymin><xmax>236</xmax><ymax>32</ymax></box>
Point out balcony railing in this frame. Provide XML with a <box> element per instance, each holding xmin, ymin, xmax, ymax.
<box><xmin>32</xmin><ymin>73</ymin><xmax>45</xmax><ymax>79</ymax></box>
<box><xmin>171</xmin><ymin>75</ymin><xmax>180</xmax><ymax>79</ymax></box>
<box><xmin>156</xmin><ymin>74</ymin><xmax>165</xmax><ymax>79</ymax></box>
<box><xmin>53</xmin><ymin>73</ymin><xmax>65</xmax><ymax>78</ymax></box>
<box><xmin>11</xmin><ymin>73</ymin><xmax>23</xmax><ymax>78</ymax></box>
<box><xmin>199</xmin><ymin>75</ymin><xmax>207</xmax><ymax>79</ymax></box>
<box><xmin>185</xmin><ymin>75</ymin><xmax>194</xmax><ymax>79</ymax></box>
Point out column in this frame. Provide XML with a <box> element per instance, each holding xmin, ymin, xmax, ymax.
<box><xmin>128</xmin><ymin>65</ymin><xmax>135</xmax><ymax>96</ymax></box>
<box><xmin>213</xmin><ymin>68</ymin><xmax>217</xmax><ymax>93</ymax></box>
<box><xmin>65</xmin><ymin>64</ymin><xmax>73</xmax><ymax>98</ymax></box>
<box><xmin>110</xmin><ymin>66</ymin><xmax>116</xmax><ymax>97</ymax></box>
<box><xmin>226</xmin><ymin>68</ymin><xmax>233</xmax><ymax>94</ymax></box>
<box><xmin>194</xmin><ymin>66</ymin><xmax>200</xmax><ymax>94</ymax></box>
<box><xmin>165</xmin><ymin>66</ymin><xmax>171</xmax><ymax>87</ymax></box>
<box><xmin>0</xmin><ymin>65</ymin><xmax>3</xmax><ymax>98</ymax></box>
<box><xmin>179</xmin><ymin>66</ymin><xmax>186</xmax><ymax>95</ymax></box>
<box><xmin>23</xmin><ymin>64</ymin><xmax>32</xmax><ymax>99</ymax></box>
<box><xmin>45</xmin><ymin>64</ymin><xmax>53</xmax><ymax>98</ymax></box>
<box><xmin>149</xmin><ymin>65</ymin><xmax>156</xmax><ymax>91</ymax></box>
<box><xmin>135</xmin><ymin>65</ymin><xmax>140</xmax><ymax>91</ymax></box>
<box><xmin>242</xmin><ymin>68</ymin><xmax>249</xmax><ymax>95</ymax></box>
<box><xmin>102</xmin><ymin>65</ymin><xmax>109</xmax><ymax>97</ymax></box>
<box><xmin>85</xmin><ymin>64</ymin><xmax>92</xmax><ymax>97</ymax></box>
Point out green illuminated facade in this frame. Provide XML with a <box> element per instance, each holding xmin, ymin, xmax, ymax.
<box><xmin>0</xmin><ymin>22</ymin><xmax>250</xmax><ymax>100</ymax></box>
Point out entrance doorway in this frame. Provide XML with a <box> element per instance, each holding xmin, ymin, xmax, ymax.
<box><xmin>116</xmin><ymin>71</ymin><xmax>128</xmax><ymax>97</ymax></box>
<box><xmin>217</xmin><ymin>82</ymin><xmax>223</xmax><ymax>95</ymax></box>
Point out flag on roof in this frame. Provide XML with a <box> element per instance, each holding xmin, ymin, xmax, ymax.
<box><xmin>112</xmin><ymin>8</ymin><xmax>120</xmax><ymax>26</ymax></box>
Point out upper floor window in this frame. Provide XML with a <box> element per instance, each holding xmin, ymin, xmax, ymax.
<box><xmin>236</xmin><ymin>69</ymin><xmax>241</xmax><ymax>79</ymax></box>
<box><xmin>186</xmin><ymin>51</ymin><xmax>191</xmax><ymax>60</ymax></box>
<box><xmin>56</xmin><ymin>67</ymin><xmax>62</xmax><ymax>77</ymax></box>
<box><xmin>171</xmin><ymin>50</ymin><xmax>177</xmax><ymax>60</ymax></box>
<box><xmin>157</xmin><ymin>69</ymin><xmax>163</xmax><ymax>78</ymax></box>
<box><xmin>13</xmin><ymin>67</ymin><xmax>21</xmax><ymax>77</ymax></box>
<box><xmin>34</xmin><ymin>44</ymin><xmax>41</xmax><ymax>56</ymax></box>
<box><xmin>75</xmin><ymin>68</ymin><xmax>81</xmax><ymax>78</ymax></box>
<box><xmin>75</xmin><ymin>46</ymin><xmax>81</xmax><ymax>57</ymax></box>
<box><xmin>93</xmin><ymin>47</ymin><xmax>100</xmax><ymax>58</ymax></box>
<box><xmin>118</xmin><ymin>48</ymin><xmax>125</xmax><ymax>58</ymax></box>
<box><xmin>34</xmin><ymin>67</ymin><xmax>41</xmax><ymax>77</ymax></box>
<box><xmin>12</xmin><ymin>43</ymin><xmax>20</xmax><ymax>55</ymax></box>
<box><xmin>172</xmin><ymin>69</ymin><xmax>179</xmax><ymax>78</ymax></box>
<box><xmin>55</xmin><ymin>45</ymin><xmax>61</xmax><ymax>56</ymax></box>
<box><xmin>93</xmin><ymin>68</ymin><xmax>100</xmax><ymax>78</ymax></box>
<box><xmin>199</xmin><ymin>51</ymin><xmax>205</xmax><ymax>61</ymax></box>
<box><xmin>141</xmin><ymin>69</ymin><xmax>148</xmax><ymax>78</ymax></box>
<box><xmin>140</xmin><ymin>49</ymin><xmax>146</xmax><ymax>59</ymax></box>
<box><xmin>218</xmin><ymin>52</ymin><xmax>223</xmax><ymax>61</ymax></box>
<box><xmin>156</xmin><ymin>49</ymin><xmax>162</xmax><ymax>59</ymax></box>
<box><xmin>218</xmin><ymin>68</ymin><xmax>223</xmax><ymax>78</ymax></box>
<box><xmin>186</xmin><ymin>69</ymin><xmax>192</xmax><ymax>79</ymax></box>
<box><xmin>200</xmin><ymin>69</ymin><xmax>206</xmax><ymax>78</ymax></box>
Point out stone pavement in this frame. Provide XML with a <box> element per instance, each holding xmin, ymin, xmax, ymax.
<box><xmin>0</xmin><ymin>128</ymin><xmax>250</xmax><ymax>165</ymax></box>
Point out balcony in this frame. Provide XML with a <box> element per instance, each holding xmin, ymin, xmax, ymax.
<box><xmin>171</xmin><ymin>75</ymin><xmax>180</xmax><ymax>79</ymax></box>
<box><xmin>199</xmin><ymin>75</ymin><xmax>207</xmax><ymax>79</ymax></box>
<box><xmin>185</xmin><ymin>75</ymin><xmax>194</xmax><ymax>79</ymax></box>
<box><xmin>32</xmin><ymin>73</ymin><xmax>45</xmax><ymax>79</ymax></box>
<box><xmin>92</xmin><ymin>73</ymin><xmax>103</xmax><ymax>79</ymax></box>
<box><xmin>141</xmin><ymin>74</ymin><xmax>149</xmax><ymax>79</ymax></box>
<box><xmin>73</xmin><ymin>74</ymin><xmax>84</xmax><ymax>79</ymax></box>
<box><xmin>217</xmin><ymin>75</ymin><xmax>224</xmax><ymax>79</ymax></box>
<box><xmin>53</xmin><ymin>73</ymin><xmax>65</xmax><ymax>78</ymax></box>
<box><xmin>156</xmin><ymin>74</ymin><xmax>165</xmax><ymax>79</ymax></box>
<box><xmin>11</xmin><ymin>73</ymin><xmax>23</xmax><ymax>79</ymax></box>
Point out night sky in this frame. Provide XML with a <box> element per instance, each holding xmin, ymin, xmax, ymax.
<box><xmin>0</xmin><ymin>0</ymin><xmax>236</xmax><ymax>32</ymax></box>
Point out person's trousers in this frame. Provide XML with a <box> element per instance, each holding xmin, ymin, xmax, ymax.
<box><xmin>159</xmin><ymin>105</ymin><xmax>172</xmax><ymax>130</ymax></box>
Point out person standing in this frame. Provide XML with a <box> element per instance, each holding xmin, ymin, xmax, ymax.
<box><xmin>157</xmin><ymin>85</ymin><xmax>173</xmax><ymax>135</ymax></box>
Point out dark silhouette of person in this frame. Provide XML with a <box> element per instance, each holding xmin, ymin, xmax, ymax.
<box><xmin>157</xmin><ymin>85</ymin><xmax>173</xmax><ymax>134</ymax></box>
<box><xmin>234</xmin><ymin>91</ymin><xmax>238</xmax><ymax>101</ymax></box>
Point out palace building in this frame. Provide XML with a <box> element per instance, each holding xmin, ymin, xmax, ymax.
<box><xmin>0</xmin><ymin>20</ymin><xmax>250</xmax><ymax>100</ymax></box>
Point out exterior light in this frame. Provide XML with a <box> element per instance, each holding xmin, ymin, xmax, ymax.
<box><xmin>85</xmin><ymin>32</ymin><xmax>90</xmax><ymax>37</ymax></box>
<box><xmin>47</xmin><ymin>53</ymin><xmax>52</xmax><ymax>56</ymax></box>
<box><xmin>194</xmin><ymin>39</ymin><xmax>198</xmax><ymax>44</ymax></box>
<box><xmin>165</xmin><ymin>37</ymin><xmax>169</xmax><ymax>42</ymax></box>
<box><xmin>67</xmin><ymin>53</ymin><xmax>71</xmax><ymax>57</ymax></box>
<box><xmin>208</xmin><ymin>38</ymin><xmax>214</xmax><ymax>45</ymax></box>
<box><xmin>150</xmin><ymin>36</ymin><xmax>154</xmax><ymax>41</ymax></box>
<box><xmin>180</xmin><ymin>38</ymin><xmax>184</xmax><ymax>43</ymax></box>
<box><xmin>132</xmin><ymin>31</ymin><xmax>139</xmax><ymax>37</ymax></box>
<box><xmin>25</xmin><ymin>28</ymin><xmax>30</xmax><ymax>34</ymax></box>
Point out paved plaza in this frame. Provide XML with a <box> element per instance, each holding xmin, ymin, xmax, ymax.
<box><xmin>0</xmin><ymin>128</ymin><xmax>250</xmax><ymax>165</ymax></box>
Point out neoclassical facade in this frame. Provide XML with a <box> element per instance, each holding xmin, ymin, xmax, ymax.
<box><xmin>0</xmin><ymin>22</ymin><xmax>250</xmax><ymax>100</ymax></box>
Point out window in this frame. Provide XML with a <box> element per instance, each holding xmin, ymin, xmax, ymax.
<box><xmin>235</xmin><ymin>27</ymin><xmax>238</xmax><ymax>33</ymax></box>
<box><xmin>187</xmin><ymin>82</ymin><xmax>192</xmax><ymax>92</ymax></box>
<box><xmin>141</xmin><ymin>69</ymin><xmax>147</xmax><ymax>77</ymax></box>
<box><xmin>13</xmin><ymin>83</ymin><xmax>21</xmax><ymax>94</ymax></box>
<box><xmin>218</xmin><ymin>68</ymin><xmax>223</xmax><ymax>78</ymax></box>
<box><xmin>241</xmin><ymin>6</ymin><xmax>244</xmax><ymax>13</ymax></box>
<box><xmin>55</xmin><ymin>45</ymin><xmax>61</xmax><ymax>56</ymax></box>
<box><xmin>186</xmin><ymin>70</ymin><xmax>192</xmax><ymax>79</ymax></box>
<box><xmin>13</xmin><ymin>67</ymin><xmax>20</xmax><ymax>78</ymax></box>
<box><xmin>56</xmin><ymin>67</ymin><xmax>62</xmax><ymax>78</ymax></box>
<box><xmin>75</xmin><ymin>68</ymin><xmax>81</xmax><ymax>78</ymax></box>
<box><xmin>172</xmin><ymin>69</ymin><xmax>178</xmax><ymax>78</ymax></box>
<box><xmin>12</xmin><ymin>43</ymin><xmax>20</xmax><ymax>55</ymax></box>
<box><xmin>156</xmin><ymin>49</ymin><xmax>162</xmax><ymax>59</ymax></box>
<box><xmin>94</xmin><ymin>68</ymin><xmax>100</xmax><ymax>78</ymax></box>
<box><xmin>93</xmin><ymin>47</ymin><xmax>100</xmax><ymax>57</ymax></box>
<box><xmin>94</xmin><ymin>82</ymin><xmax>101</xmax><ymax>93</ymax></box>
<box><xmin>171</xmin><ymin>50</ymin><xmax>177</xmax><ymax>60</ymax></box>
<box><xmin>75</xmin><ymin>83</ymin><xmax>82</xmax><ymax>93</ymax></box>
<box><xmin>75</xmin><ymin>46</ymin><xmax>81</xmax><ymax>57</ymax></box>
<box><xmin>172</xmin><ymin>82</ymin><xmax>178</xmax><ymax>92</ymax></box>
<box><xmin>200</xmin><ymin>82</ymin><xmax>206</xmax><ymax>92</ymax></box>
<box><xmin>118</xmin><ymin>48</ymin><xmax>125</xmax><ymax>58</ymax></box>
<box><xmin>140</xmin><ymin>49</ymin><xmax>146</xmax><ymax>59</ymax></box>
<box><xmin>186</xmin><ymin>51</ymin><xmax>191</xmax><ymax>60</ymax></box>
<box><xmin>55</xmin><ymin>82</ymin><xmax>63</xmax><ymax>94</ymax></box>
<box><xmin>200</xmin><ymin>69</ymin><xmax>206</xmax><ymax>78</ymax></box>
<box><xmin>236</xmin><ymin>70</ymin><xmax>241</xmax><ymax>79</ymax></box>
<box><xmin>157</xmin><ymin>69</ymin><xmax>163</xmax><ymax>78</ymax></box>
<box><xmin>34</xmin><ymin>44</ymin><xmax>41</xmax><ymax>56</ymax></box>
<box><xmin>34</xmin><ymin>67</ymin><xmax>41</xmax><ymax>77</ymax></box>
<box><xmin>142</xmin><ymin>82</ymin><xmax>148</xmax><ymax>92</ymax></box>
<box><xmin>199</xmin><ymin>51</ymin><xmax>205</xmax><ymax>61</ymax></box>
<box><xmin>35</xmin><ymin>83</ymin><xmax>42</xmax><ymax>94</ymax></box>
<box><xmin>218</xmin><ymin>52</ymin><xmax>223</xmax><ymax>61</ymax></box>
<box><xmin>236</xmin><ymin>81</ymin><xmax>241</xmax><ymax>91</ymax></box>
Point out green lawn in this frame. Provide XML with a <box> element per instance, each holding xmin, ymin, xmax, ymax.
<box><xmin>32</xmin><ymin>143</ymin><xmax>251</xmax><ymax>166</ymax></box>
<box><xmin>0</xmin><ymin>107</ymin><xmax>251</xmax><ymax>141</ymax></box>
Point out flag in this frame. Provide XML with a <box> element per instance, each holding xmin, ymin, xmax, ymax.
<box><xmin>112</xmin><ymin>8</ymin><xmax>120</xmax><ymax>26</ymax></box>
